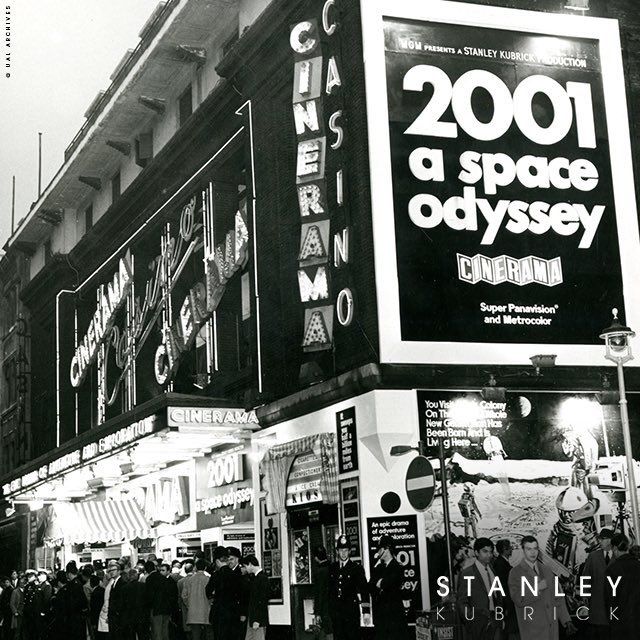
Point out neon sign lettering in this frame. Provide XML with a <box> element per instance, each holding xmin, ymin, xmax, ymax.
<box><xmin>70</xmin><ymin>253</ymin><xmax>133</xmax><ymax>387</ymax></box>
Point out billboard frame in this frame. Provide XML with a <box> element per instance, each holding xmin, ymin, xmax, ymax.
<box><xmin>361</xmin><ymin>0</ymin><xmax>640</xmax><ymax>366</ymax></box>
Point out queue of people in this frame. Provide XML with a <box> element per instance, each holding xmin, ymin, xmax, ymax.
<box><xmin>0</xmin><ymin>546</ymin><xmax>268</xmax><ymax>640</ymax></box>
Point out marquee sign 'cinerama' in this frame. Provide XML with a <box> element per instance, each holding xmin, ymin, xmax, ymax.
<box><xmin>361</xmin><ymin>0</ymin><xmax>640</xmax><ymax>366</ymax></box>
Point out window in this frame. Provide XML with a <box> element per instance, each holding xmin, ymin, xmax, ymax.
<box><xmin>85</xmin><ymin>204</ymin><xmax>93</xmax><ymax>232</ymax></box>
<box><xmin>111</xmin><ymin>171</ymin><xmax>121</xmax><ymax>203</ymax></box>
<box><xmin>178</xmin><ymin>85</ymin><xmax>193</xmax><ymax>127</ymax></box>
<box><xmin>2</xmin><ymin>357</ymin><xmax>17</xmax><ymax>408</ymax></box>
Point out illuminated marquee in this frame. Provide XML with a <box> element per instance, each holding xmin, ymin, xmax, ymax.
<box><xmin>168</xmin><ymin>407</ymin><xmax>258</xmax><ymax>426</ymax></box>
<box><xmin>70</xmin><ymin>253</ymin><xmax>133</xmax><ymax>387</ymax></box>
<box><xmin>82</xmin><ymin>416</ymin><xmax>156</xmax><ymax>460</ymax></box>
<box><xmin>291</xmin><ymin>0</ymin><xmax>355</xmax><ymax>356</ymax></box>
<box><xmin>154</xmin><ymin>209</ymin><xmax>249</xmax><ymax>385</ymax></box>
<box><xmin>2</xmin><ymin>415</ymin><xmax>157</xmax><ymax>498</ymax></box>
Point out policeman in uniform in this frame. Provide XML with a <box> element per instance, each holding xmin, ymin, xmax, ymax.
<box><xmin>329</xmin><ymin>534</ymin><xmax>367</xmax><ymax>640</ymax></box>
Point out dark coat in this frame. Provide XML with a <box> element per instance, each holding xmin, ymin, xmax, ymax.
<box><xmin>370</xmin><ymin>558</ymin><xmax>409</xmax><ymax>640</ymax></box>
<box><xmin>89</xmin><ymin>586</ymin><xmax>104</xmax><ymax>629</ymax></box>
<box><xmin>146</xmin><ymin>571</ymin><xmax>178</xmax><ymax>616</ymax></box>
<box><xmin>329</xmin><ymin>558</ymin><xmax>367</xmax><ymax>640</ymax></box>
<box><xmin>0</xmin><ymin>584</ymin><xmax>13</xmax><ymax>626</ymax></box>
<box><xmin>107</xmin><ymin>577</ymin><xmax>126</xmax><ymax>634</ymax></box>
<box><xmin>238</xmin><ymin>572</ymin><xmax>251</xmax><ymax>618</ymax></box>
<box><xmin>457</xmin><ymin>563</ymin><xmax>502</xmax><ymax>640</ymax></box>
<box><xmin>228</xmin><ymin>564</ymin><xmax>244</xmax><ymax>619</ymax></box>
<box><xmin>314</xmin><ymin>561</ymin><xmax>332</xmax><ymax>633</ymax></box>
<box><xmin>492</xmin><ymin>555</ymin><xmax>517</xmax><ymax>633</ymax></box>
<box><xmin>582</xmin><ymin>548</ymin><xmax>611</xmax><ymax>627</ymax></box>
<box><xmin>38</xmin><ymin>582</ymin><xmax>53</xmax><ymax>618</ymax></box>
<box><xmin>122</xmin><ymin>579</ymin><xmax>148</xmax><ymax>628</ymax></box>
<box><xmin>23</xmin><ymin>582</ymin><xmax>40</xmax><ymax>616</ymax></box>
<box><xmin>59</xmin><ymin>577</ymin><xmax>88</xmax><ymax>640</ymax></box>
<box><xmin>605</xmin><ymin>553</ymin><xmax>640</xmax><ymax>640</ymax></box>
<box><xmin>247</xmin><ymin>571</ymin><xmax>269</xmax><ymax>628</ymax></box>
<box><xmin>206</xmin><ymin>565</ymin><xmax>239</xmax><ymax>633</ymax></box>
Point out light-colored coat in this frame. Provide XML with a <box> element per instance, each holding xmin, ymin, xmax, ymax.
<box><xmin>581</xmin><ymin>548</ymin><xmax>609</xmax><ymax>626</ymax></box>
<box><xmin>181</xmin><ymin>571</ymin><xmax>211</xmax><ymax>625</ymax></box>
<box><xmin>508</xmin><ymin>559</ymin><xmax>570</xmax><ymax>640</ymax></box>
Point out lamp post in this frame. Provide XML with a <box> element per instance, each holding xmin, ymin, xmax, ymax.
<box><xmin>600</xmin><ymin>308</ymin><xmax>640</xmax><ymax>539</ymax></box>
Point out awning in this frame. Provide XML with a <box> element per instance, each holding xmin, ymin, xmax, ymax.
<box><xmin>45</xmin><ymin>499</ymin><xmax>154</xmax><ymax>545</ymax></box>
<box><xmin>261</xmin><ymin>433</ymin><xmax>338</xmax><ymax>514</ymax></box>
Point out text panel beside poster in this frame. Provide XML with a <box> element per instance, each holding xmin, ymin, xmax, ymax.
<box><xmin>367</xmin><ymin>515</ymin><xmax>422</xmax><ymax>623</ymax></box>
<box><xmin>362</xmin><ymin>2</ymin><xmax>640</xmax><ymax>364</ymax></box>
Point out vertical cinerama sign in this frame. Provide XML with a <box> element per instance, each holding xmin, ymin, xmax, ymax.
<box><xmin>361</xmin><ymin>0</ymin><xmax>640</xmax><ymax>366</ymax></box>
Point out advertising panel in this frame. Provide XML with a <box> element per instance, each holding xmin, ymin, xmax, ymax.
<box><xmin>417</xmin><ymin>389</ymin><xmax>640</xmax><ymax>617</ymax></box>
<box><xmin>367</xmin><ymin>515</ymin><xmax>423</xmax><ymax>623</ymax></box>
<box><xmin>361</xmin><ymin>0</ymin><xmax>640</xmax><ymax>365</ymax></box>
<box><xmin>261</xmin><ymin>499</ymin><xmax>284</xmax><ymax>603</ymax></box>
<box><xmin>195</xmin><ymin>451</ymin><xmax>253</xmax><ymax>529</ymax></box>
<box><xmin>336</xmin><ymin>407</ymin><xmax>359</xmax><ymax>473</ymax></box>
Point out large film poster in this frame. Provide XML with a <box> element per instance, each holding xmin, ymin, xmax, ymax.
<box><xmin>417</xmin><ymin>390</ymin><xmax>640</xmax><ymax>613</ymax></box>
<box><xmin>386</xmin><ymin>21</ymin><xmax>621</xmax><ymax>344</ymax></box>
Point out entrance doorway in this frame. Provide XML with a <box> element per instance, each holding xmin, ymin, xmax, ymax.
<box><xmin>288</xmin><ymin>503</ymin><xmax>339</xmax><ymax>639</ymax></box>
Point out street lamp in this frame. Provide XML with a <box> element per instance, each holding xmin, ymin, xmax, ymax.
<box><xmin>600</xmin><ymin>307</ymin><xmax>640</xmax><ymax>538</ymax></box>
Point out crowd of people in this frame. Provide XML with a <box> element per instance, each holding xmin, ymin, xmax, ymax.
<box><xmin>455</xmin><ymin>529</ymin><xmax>640</xmax><ymax>640</ymax></box>
<box><xmin>0</xmin><ymin>546</ymin><xmax>268</xmax><ymax>640</ymax></box>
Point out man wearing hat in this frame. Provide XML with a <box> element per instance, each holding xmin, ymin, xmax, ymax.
<box><xmin>370</xmin><ymin>535</ymin><xmax>409</xmax><ymax>640</ymax></box>
<box><xmin>62</xmin><ymin>561</ymin><xmax>90</xmax><ymax>640</ymax></box>
<box><xmin>329</xmin><ymin>534</ymin><xmax>367</xmax><ymax>640</ymax></box>
<box><xmin>582</xmin><ymin>528</ymin><xmax>614</xmax><ymax>640</ymax></box>
<box><xmin>227</xmin><ymin>547</ymin><xmax>246</xmax><ymax>640</ymax></box>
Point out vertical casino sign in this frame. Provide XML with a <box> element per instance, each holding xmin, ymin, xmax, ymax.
<box><xmin>290</xmin><ymin>1</ymin><xmax>355</xmax><ymax>355</ymax></box>
<box><xmin>361</xmin><ymin>1</ymin><xmax>640</xmax><ymax>366</ymax></box>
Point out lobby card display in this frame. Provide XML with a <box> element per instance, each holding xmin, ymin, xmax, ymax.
<box><xmin>261</xmin><ymin>500</ymin><xmax>283</xmax><ymax>603</ymax></box>
<box><xmin>417</xmin><ymin>390</ymin><xmax>640</xmax><ymax>611</ymax></box>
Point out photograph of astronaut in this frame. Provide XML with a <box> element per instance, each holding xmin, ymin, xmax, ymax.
<box><xmin>418</xmin><ymin>390</ymin><xmax>640</xmax><ymax>611</ymax></box>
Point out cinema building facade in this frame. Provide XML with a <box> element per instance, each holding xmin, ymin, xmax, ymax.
<box><xmin>3</xmin><ymin>0</ymin><xmax>640</xmax><ymax>636</ymax></box>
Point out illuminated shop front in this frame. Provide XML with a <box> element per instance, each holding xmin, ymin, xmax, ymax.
<box><xmin>0</xmin><ymin>113</ymin><xmax>262</xmax><ymax>568</ymax></box>
<box><xmin>253</xmin><ymin>392</ymin><xmax>404</xmax><ymax>634</ymax></box>
<box><xmin>252</xmin><ymin>386</ymin><xmax>640</xmax><ymax>635</ymax></box>
<box><xmin>2</xmin><ymin>400</ymin><xmax>258</xmax><ymax>567</ymax></box>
